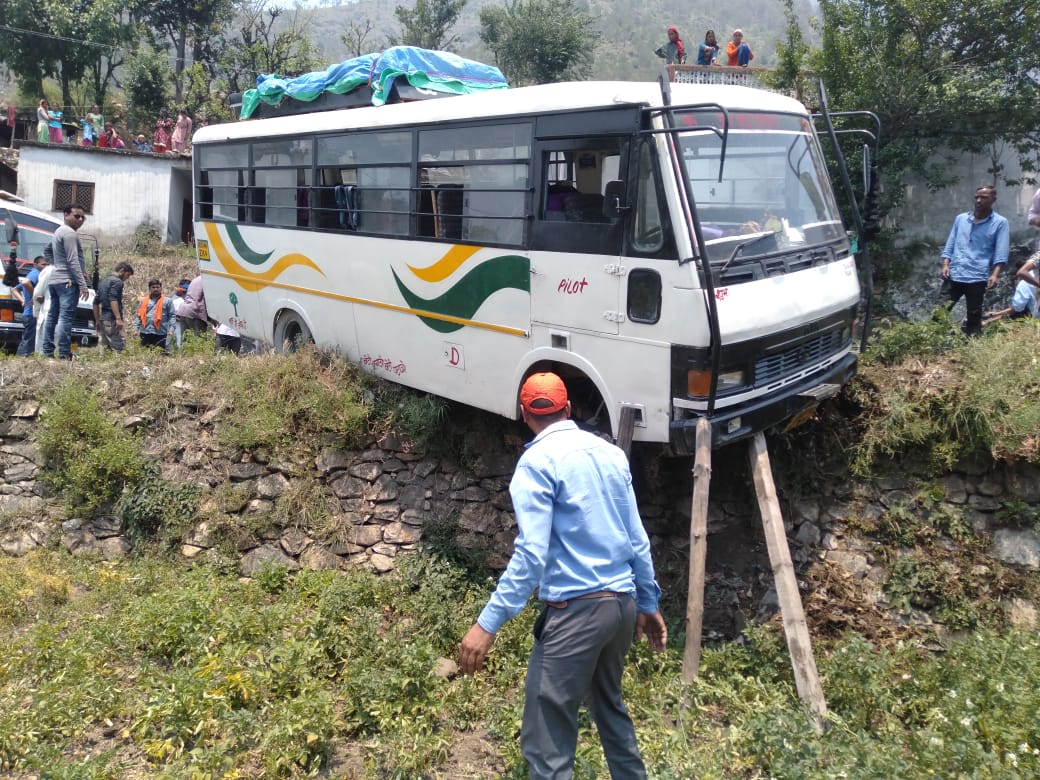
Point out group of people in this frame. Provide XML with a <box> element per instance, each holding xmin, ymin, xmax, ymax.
<box><xmin>655</xmin><ymin>27</ymin><xmax>755</xmax><ymax>67</ymax></box>
<box><xmin>940</xmin><ymin>184</ymin><xmax>1040</xmax><ymax>335</ymax></box>
<box><xmin>36</xmin><ymin>101</ymin><xmax>192</xmax><ymax>154</ymax></box>
<box><xmin>13</xmin><ymin>205</ymin><xmax>239</xmax><ymax>359</ymax></box>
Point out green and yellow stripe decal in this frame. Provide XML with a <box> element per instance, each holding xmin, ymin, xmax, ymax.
<box><xmin>200</xmin><ymin>223</ymin><xmax>530</xmax><ymax>337</ymax></box>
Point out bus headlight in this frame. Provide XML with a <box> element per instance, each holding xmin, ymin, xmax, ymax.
<box><xmin>687</xmin><ymin>369</ymin><xmax>746</xmax><ymax>396</ymax></box>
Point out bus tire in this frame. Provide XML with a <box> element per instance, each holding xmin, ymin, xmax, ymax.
<box><xmin>273</xmin><ymin>311</ymin><xmax>312</xmax><ymax>353</ymax></box>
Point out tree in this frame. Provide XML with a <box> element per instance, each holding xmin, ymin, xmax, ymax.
<box><xmin>215</xmin><ymin>1</ymin><xmax>321</xmax><ymax>96</ymax></box>
<box><xmin>138</xmin><ymin>0</ymin><xmax>237</xmax><ymax>102</ymax></box>
<box><xmin>389</xmin><ymin>0</ymin><xmax>467</xmax><ymax>51</ymax></box>
<box><xmin>124</xmin><ymin>45</ymin><xmax>172</xmax><ymax>133</ymax></box>
<box><xmin>341</xmin><ymin>18</ymin><xmax>376</xmax><ymax>58</ymax></box>
<box><xmin>0</xmin><ymin>0</ymin><xmax>134</xmax><ymax>116</ymax></box>
<box><xmin>809</xmin><ymin>0</ymin><xmax>1040</xmax><ymax>204</ymax></box>
<box><xmin>479</xmin><ymin>0</ymin><xmax>598</xmax><ymax>86</ymax></box>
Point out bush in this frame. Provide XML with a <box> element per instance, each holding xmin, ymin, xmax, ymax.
<box><xmin>36</xmin><ymin>382</ymin><xmax>147</xmax><ymax>513</ymax></box>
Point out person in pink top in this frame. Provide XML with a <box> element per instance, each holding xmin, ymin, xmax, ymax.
<box><xmin>171</xmin><ymin>109</ymin><xmax>193</xmax><ymax>152</ymax></box>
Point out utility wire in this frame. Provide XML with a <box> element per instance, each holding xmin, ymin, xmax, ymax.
<box><xmin>0</xmin><ymin>23</ymin><xmax>120</xmax><ymax>52</ymax></box>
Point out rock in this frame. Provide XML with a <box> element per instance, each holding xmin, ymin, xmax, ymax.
<box><xmin>300</xmin><ymin>545</ymin><xmax>342</xmax><ymax>571</ymax></box>
<box><xmin>452</xmin><ymin>485</ymin><xmax>490</xmax><ymax>503</ymax></box>
<box><xmin>338</xmin><ymin>524</ymin><xmax>383</xmax><ymax>549</ymax></box>
<box><xmin>187</xmin><ymin>520</ymin><xmax>216</xmax><ymax>548</ymax></box>
<box><xmin>991</xmin><ymin>529</ymin><xmax>1040</xmax><ymax>569</ymax></box>
<box><xmin>825</xmin><ymin>550</ymin><xmax>871</xmax><ymax>578</ymax></box>
<box><xmin>240</xmin><ymin>544</ymin><xmax>300</xmax><ymax>576</ymax></box>
<box><xmin>229</xmin><ymin>462</ymin><xmax>267</xmax><ymax>480</ymax></box>
<box><xmin>967</xmin><ymin>494</ymin><xmax>1001</xmax><ymax>512</ymax></box>
<box><xmin>973</xmin><ymin>476</ymin><xmax>1004</xmax><ymax>497</ymax></box>
<box><xmin>316</xmin><ymin>449</ymin><xmax>354</xmax><ymax>474</ymax></box>
<box><xmin>329</xmin><ymin>473</ymin><xmax>366</xmax><ymax>499</ymax></box>
<box><xmin>794</xmin><ymin>522</ymin><xmax>821</xmax><ymax>547</ymax></box>
<box><xmin>937</xmin><ymin>474</ymin><xmax>968</xmax><ymax>504</ymax></box>
<box><xmin>256</xmin><ymin>473</ymin><xmax>290</xmax><ymax>499</ymax></box>
<box><xmin>384</xmin><ymin>522</ymin><xmax>421</xmax><ymax>544</ymax></box>
<box><xmin>349</xmin><ymin>462</ymin><xmax>383</xmax><ymax>481</ymax></box>
<box><xmin>91</xmin><ymin>515</ymin><xmax>123</xmax><ymax>539</ymax></box>
<box><xmin>382</xmin><ymin>458</ymin><xmax>406</xmax><ymax>473</ymax></box>
<box><xmin>280</xmin><ymin>527</ymin><xmax>311</xmax><ymax>556</ymax></box>
<box><xmin>1</xmin><ymin>530</ymin><xmax>37</xmax><ymax>556</ymax></box>
<box><xmin>1003</xmin><ymin>598</ymin><xmax>1037</xmax><ymax>629</ymax></box>
<box><xmin>433</xmin><ymin>657</ymin><xmax>458</xmax><ymax>678</ymax></box>
<box><xmin>181</xmin><ymin>544</ymin><xmax>206</xmax><ymax>558</ymax></box>
<box><xmin>1006</xmin><ymin>464</ymin><xmax>1040</xmax><ymax>503</ymax></box>
<box><xmin>63</xmin><ymin>529</ymin><xmax>100</xmax><ymax>557</ymax></box>
<box><xmin>3</xmin><ymin>460</ymin><xmax>37</xmax><ymax>482</ymax></box>
<box><xmin>10</xmin><ymin>400</ymin><xmax>40</xmax><ymax>418</ymax></box>
<box><xmin>364</xmin><ymin>475</ymin><xmax>399</xmax><ymax>502</ymax></box>
<box><xmin>413</xmin><ymin>459</ymin><xmax>438</xmax><ymax>479</ymax></box>
<box><xmin>369</xmin><ymin>553</ymin><xmax>395</xmax><ymax>572</ymax></box>
<box><xmin>471</xmin><ymin>453</ymin><xmax>516</xmax><ymax>479</ymax></box>
<box><xmin>791</xmin><ymin>498</ymin><xmax>820</xmax><ymax>525</ymax></box>
<box><xmin>0</xmin><ymin>444</ymin><xmax>39</xmax><ymax>463</ymax></box>
<box><xmin>371</xmin><ymin>543</ymin><xmax>397</xmax><ymax>557</ymax></box>
<box><xmin>99</xmin><ymin>536</ymin><xmax>132</xmax><ymax>559</ymax></box>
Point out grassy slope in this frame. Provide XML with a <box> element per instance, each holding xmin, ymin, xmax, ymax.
<box><xmin>0</xmin><ymin>270</ymin><xmax>1038</xmax><ymax>776</ymax></box>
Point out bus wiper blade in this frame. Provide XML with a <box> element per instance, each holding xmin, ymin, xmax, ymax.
<box><xmin>716</xmin><ymin>231</ymin><xmax>776</xmax><ymax>276</ymax></box>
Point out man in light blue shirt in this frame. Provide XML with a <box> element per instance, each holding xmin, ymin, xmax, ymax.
<box><xmin>459</xmin><ymin>372</ymin><xmax>666</xmax><ymax>779</ymax></box>
<box><xmin>941</xmin><ymin>185</ymin><xmax>1008</xmax><ymax>336</ymax></box>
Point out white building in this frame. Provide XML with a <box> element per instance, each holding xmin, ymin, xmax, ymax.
<box><xmin>16</xmin><ymin>141</ymin><xmax>193</xmax><ymax>244</ymax></box>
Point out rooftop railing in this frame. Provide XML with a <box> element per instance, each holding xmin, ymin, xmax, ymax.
<box><xmin>666</xmin><ymin>65</ymin><xmax>819</xmax><ymax>110</ymax></box>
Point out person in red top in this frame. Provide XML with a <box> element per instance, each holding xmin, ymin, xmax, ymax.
<box><xmin>726</xmin><ymin>29</ymin><xmax>754</xmax><ymax>66</ymax></box>
<box><xmin>137</xmin><ymin>279</ymin><xmax>175</xmax><ymax>352</ymax></box>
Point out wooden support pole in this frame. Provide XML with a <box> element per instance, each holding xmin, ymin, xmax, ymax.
<box><xmin>748</xmin><ymin>431</ymin><xmax>828</xmax><ymax>732</ymax></box>
<box><xmin>616</xmin><ymin>405</ymin><xmax>637</xmax><ymax>459</ymax></box>
<box><xmin>681</xmin><ymin>417</ymin><xmax>711</xmax><ymax>683</ymax></box>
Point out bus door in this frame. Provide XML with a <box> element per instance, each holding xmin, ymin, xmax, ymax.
<box><xmin>529</xmin><ymin>135</ymin><xmax>627</xmax><ymax>335</ymax></box>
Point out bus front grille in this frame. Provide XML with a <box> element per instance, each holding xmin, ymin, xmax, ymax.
<box><xmin>753</xmin><ymin>329</ymin><xmax>846</xmax><ymax>385</ymax></box>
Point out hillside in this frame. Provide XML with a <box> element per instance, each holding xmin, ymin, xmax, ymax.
<box><xmin>0</xmin><ymin>318</ymin><xmax>1038</xmax><ymax>776</ymax></box>
<box><xmin>295</xmin><ymin>0</ymin><xmax>817</xmax><ymax>80</ymax></box>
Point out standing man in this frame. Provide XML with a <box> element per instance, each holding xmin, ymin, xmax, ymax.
<box><xmin>178</xmin><ymin>275</ymin><xmax>211</xmax><ymax>340</ymax></box>
<box><xmin>40</xmin><ymin>205</ymin><xmax>90</xmax><ymax>360</ymax></box>
<box><xmin>93</xmin><ymin>262</ymin><xmax>134</xmax><ymax>352</ymax></box>
<box><xmin>136</xmin><ymin>279</ymin><xmax>174</xmax><ymax>352</ymax></box>
<box><xmin>14</xmin><ymin>255</ymin><xmax>47</xmax><ymax>356</ymax></box>
<box><xmin>941</xmin><ymin>185</ymin><xmax>1009</xmax><ymax>336</ymax></box>
<box><xmin>459</xmin><ymin>372</ymin><xmax>667</xmax><ymax>779</ymax></box>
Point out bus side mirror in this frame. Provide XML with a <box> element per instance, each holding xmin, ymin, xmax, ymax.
<box><xmin>603</xmin><ymin>180</ymin><xmax>626</xmax><ymax>219</ymax></box>
<box><xmin>4</xmin><ymin>216</ymin><xmax>16</xmax><ymax>246</ymax></box>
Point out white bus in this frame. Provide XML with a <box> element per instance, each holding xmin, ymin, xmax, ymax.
<box><xmin>192</xmin><ymin>80</ymin><xmax>860</xmax><ymax>452</ymax></box>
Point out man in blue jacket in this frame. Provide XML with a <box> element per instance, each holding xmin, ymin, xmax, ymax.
<box><xmin>459</xmin><ymin>372</ymin><xmax>667</xmax><ymax>779</ymax></box>
<box><xmin>941</xmin><ymin>185</ymin><xmax>1008</xmax><ymax>336</ymax></box>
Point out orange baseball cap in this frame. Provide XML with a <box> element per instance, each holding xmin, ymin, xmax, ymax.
<box><xmin>520</xmin><ymin>372</ymin><xmax>568</xmax><ymax>415</ymax></box>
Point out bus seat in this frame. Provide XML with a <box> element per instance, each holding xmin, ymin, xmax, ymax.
<box><xmin>563</xmin><ymin>193</ymin><xmax>606</xmax><ymax>223</ymax></box>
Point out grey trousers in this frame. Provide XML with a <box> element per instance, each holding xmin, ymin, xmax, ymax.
<box><xmin>521</xmin><ymin>594</ymin><xmax>646</xmax><ymax>780</ymax></box>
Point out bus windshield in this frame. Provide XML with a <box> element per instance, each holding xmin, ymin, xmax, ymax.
<box><xmin>674</xmin><ymin>110</ymin><xmax>845</xmax><ymax>264</ymax></box>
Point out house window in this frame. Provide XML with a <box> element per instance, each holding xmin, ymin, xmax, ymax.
<box><xmin>52</xmin><ymin>180</ymin><xmax>95</xmax><ymax>214</ymax></box>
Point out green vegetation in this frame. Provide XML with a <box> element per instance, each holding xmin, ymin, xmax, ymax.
<box><xmin>1</xmin><ymin>550</ymin><xmax>1039</xmax><ymax>777</ymax></box>
<box><xmin>36</xmin><ymin>381</ymin><xmax>148</xmax><ymax>513</ymax></box>
<box><xmin>849</xmin><ymin>314</ymin><xmax>1040</xmax><ymax>474</ymax></box>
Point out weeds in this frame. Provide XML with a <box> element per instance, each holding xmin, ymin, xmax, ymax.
<box><xmin>36</xmin><ymin>381</ymin><xmax>147</xmax><ymax>513</ymax></box>
<box><xmin>851</xmin><ymin>316</ymin><xmax>1040</xmax><ymax>473</ymax></box>
<box><xmin>2</xmin><ymin>550</ymin><xmax>1040</xmax><ymax>777</ymax></box>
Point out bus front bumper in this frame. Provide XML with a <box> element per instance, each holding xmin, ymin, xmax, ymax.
<box><xmin>668</xmin><ymin>352</ymin><xmax>858</xmax><ymax>453</ymax></box>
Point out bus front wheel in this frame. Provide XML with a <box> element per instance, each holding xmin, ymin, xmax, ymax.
<box><xmin>273</xmin><ymin>311</ymin><xmax>312</xmax><ymax>353</ymax></box>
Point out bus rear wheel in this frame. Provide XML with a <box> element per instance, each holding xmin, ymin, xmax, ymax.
<box><xmin>273</xmin><ymin>311</ymin><xmax>312</xmax><ymax>353</ymax></box>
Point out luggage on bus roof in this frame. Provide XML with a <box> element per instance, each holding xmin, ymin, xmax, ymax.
<box><xmin>235</xmin><ymin>46</ymin><xmax>508</xmax><ymax>120</ymax></box>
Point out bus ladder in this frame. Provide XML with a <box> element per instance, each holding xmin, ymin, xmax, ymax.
<box><xmin>681</xmin><ymin>419</ymin><xmax>828</xmax><ymax>733</ymax></box>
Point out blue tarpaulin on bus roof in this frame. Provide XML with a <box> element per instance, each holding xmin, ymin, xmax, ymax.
<box><xmin>239</xmin><ymin>47</ymin><xmax>508</xmax><ymax>119</ymax></box>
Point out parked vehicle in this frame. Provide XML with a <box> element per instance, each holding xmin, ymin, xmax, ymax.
<box><xmin>0</xmin><ymin>191</ymin><xmax>99</xmax><ymax>352</ymax></box>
